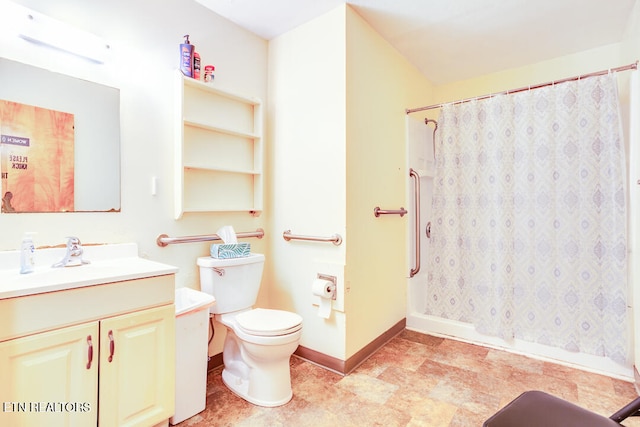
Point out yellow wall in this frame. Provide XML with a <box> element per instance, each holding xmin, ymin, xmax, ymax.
<box><xmin>344</xmin><ymin>7</ymin><xmax>432</xmax><ymax>358</ymax></box>
<box><xmin>267</xmin><ymin>5</ymin><xmax>433</xmax><ymax>361</ymax></box>
<box><xmin>433</xmin><ymin>44</ymin><xmax>626</xmax><ymax>105</ymax></box>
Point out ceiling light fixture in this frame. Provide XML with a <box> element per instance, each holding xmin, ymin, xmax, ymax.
<box><xmin>1</xmin><ymin>1</ymin><xmax>110</xmax><ymax>64</ymax></box>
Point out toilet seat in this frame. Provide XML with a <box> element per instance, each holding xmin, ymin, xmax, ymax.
<box><xmin>236</xmin><ymin>308</ymin><xmax>302</xmax><ymax>337</ymax></box>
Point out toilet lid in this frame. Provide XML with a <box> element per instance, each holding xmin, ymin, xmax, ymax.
<box><xmin>236</xmin><ymin>308</ymin><xmax>302</xmax><ymax>337</ymax></box>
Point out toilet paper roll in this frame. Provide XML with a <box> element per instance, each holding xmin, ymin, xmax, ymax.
<box><xmin>312</xmin><ymin>279</ymin><xmax>335</xmax><ymax>319</ymax></box>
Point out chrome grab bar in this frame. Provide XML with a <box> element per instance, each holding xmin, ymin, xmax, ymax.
<box><xmin>409</xmin><ymin>168</ymin><xmax>421</xmax><ymax>277</ymax></box>
<box><xmin>373</xmin><ymin>207</ymin><xmax>408</xmax><ymax>217</ymax></box>
<box><xmin>282</xmin><ymin>230</ymin><xmax>342</xmax><ymax>246</ymax></box>
<box><xmin>156</xmin><ymin>228</ymin><xmax>264</xmax><ymax>247</ymax></box>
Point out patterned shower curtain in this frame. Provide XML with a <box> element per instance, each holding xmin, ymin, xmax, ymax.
<box><xmin>426</xmin><ymin>74</ymin><xmax>628</xmax><ymax>363</ymax></box>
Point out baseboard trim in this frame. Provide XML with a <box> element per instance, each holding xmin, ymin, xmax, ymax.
<box><xmin>207</xmin><ymin>352</ymin><xmax>223</xmax><ymax>372</ymax></box>
<box><xmin>295</xmin><ymin>318</ymin><xmax>406</xmax><ymax>375</ymax></box>
<box><xmin>294</xmin><ymin>346</ymin><xmax>346</xmax><ymax>374</ymax></box>
<box><xmin>207</xmin><ymin>318</ymin><xmax>406</xmax><ymax>376</ymax></box>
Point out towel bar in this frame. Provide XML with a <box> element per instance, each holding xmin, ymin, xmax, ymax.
<box><xmin>156</xmin><ymin>228</ymin><xmax>264</xmax><ymax>247</ymax></box>
<box><xmin>282</xmin><ymin>230</ymin><xmax>342</xmax><ymax>246</ymax></box>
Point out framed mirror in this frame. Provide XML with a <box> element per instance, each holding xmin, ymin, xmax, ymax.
<box><xmin>0</xmin><ymin>57</ymin><xmax>120</xmax><ymax>213</ymax></box>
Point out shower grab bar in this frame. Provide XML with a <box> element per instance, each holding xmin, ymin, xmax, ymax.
<box><xmin>374</xmin><ymin>207</ymin><xmax>408</xmax><ymax>217</ymax></box>
<box><xmin>282</xmin><ymin>230</ymin><xmax>342</xmax><ymax>246</ymax></box>
<box><xmin>410</xmin><ymin>168</ymin><xmax>421</xmax><ymax>277</ymax></box>
<box><xmin>156</xmin><ymin>228</ymin><xmax>264</xmax><ymax>247</ymax></box>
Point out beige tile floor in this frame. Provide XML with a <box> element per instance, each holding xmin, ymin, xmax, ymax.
<box><xmin>177</xmin><ymin>329</ymin><xmax>640</xmax><ymax>426</ymax></box>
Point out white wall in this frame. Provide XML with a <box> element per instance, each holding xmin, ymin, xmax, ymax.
<box><xmin>0</xmin><ymin>0</ymin><xmax>269</xmax><ymax>355</ymax></box>
<box><xmin>267</xmin><ymin>6</ymin><xmax>348</xmax><ymax>359</ymax></box>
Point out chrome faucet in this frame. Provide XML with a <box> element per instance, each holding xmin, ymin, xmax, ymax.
<box><xmin>52</xmin><ymin>236</ymin><xmax>90</xmax><ymax>267</ymax></box>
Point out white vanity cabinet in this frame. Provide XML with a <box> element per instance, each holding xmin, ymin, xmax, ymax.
<box><xmin>0</xmin><ymin>253</ymin><xmax>178</xmax><ymax>427</ymax></box>
<box><xmin>175</xmin><ymin>72</ymin><xmax>264</xmax><ymax>218</ymax></box>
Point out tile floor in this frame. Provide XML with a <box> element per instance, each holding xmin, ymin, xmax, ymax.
<box><xmin>177</xmin><ymin>329</ymin><xmax>640</xmax><ymax>426</ymax></box>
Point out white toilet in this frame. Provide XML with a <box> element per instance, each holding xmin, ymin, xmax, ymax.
<box><xmin>197</xmin><ymin>253</ymin><xmax>303</xmax><ymax>407</ymax></box>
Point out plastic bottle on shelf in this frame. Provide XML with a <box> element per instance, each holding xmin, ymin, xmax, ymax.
<box><xmin>204</xmin><ymin>65</ymin><xmax>215</xmax><ymax>82</ymax></box>
<box><xmin>180</xmin><ymin>35</ymin><xmax>194</xmax><ymax>77</ymax></box>
<box><xmin>193</xmin><ymin>51</ymin><xmax>201</xmax><ymax>80</ymax></box>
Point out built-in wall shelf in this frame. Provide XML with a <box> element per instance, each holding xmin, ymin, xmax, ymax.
<box><xmin>175</xmin><ymin>72</ymin><xmax>263</xmax><ymax>219</ymax></box>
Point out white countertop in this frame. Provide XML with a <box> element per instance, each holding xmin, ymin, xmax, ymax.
<box><xmin>0</xmin><ymin>243</ymin><xmax>178</xmax><ymax>299</ymax></box>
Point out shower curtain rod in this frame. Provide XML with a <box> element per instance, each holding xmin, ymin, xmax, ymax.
<box><xmin>405</xmin><ymin>60</ymin><xmax>638</xmax><ymax>114</ymax></box>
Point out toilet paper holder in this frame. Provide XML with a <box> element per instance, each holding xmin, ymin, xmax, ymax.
<box><xmin>317</xmin><ymin>273</ymin><xmax>337</xmax><ymax>300</ymax></box>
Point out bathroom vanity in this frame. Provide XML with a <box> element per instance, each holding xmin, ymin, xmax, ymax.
<box><xmin>0</xmin><ymin>243</ymin><xmax>178</xmax><ymax>427</ymax></box>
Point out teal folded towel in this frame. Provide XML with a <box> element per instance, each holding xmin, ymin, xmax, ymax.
<box><xmin>210</xmin><ymin>243</ymin><xmax>250</xmax><ymax>259</ymax></box>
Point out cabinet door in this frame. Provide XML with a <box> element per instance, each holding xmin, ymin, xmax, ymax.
<box><xmin>0</xmin><ymin>322</ymin><xmax>99</xmax><ymax>427</ymax></box>
<box><xmin>98</xmin><ymin>305</ymin><xmax>175</xmax><ymax>427</ymax></box>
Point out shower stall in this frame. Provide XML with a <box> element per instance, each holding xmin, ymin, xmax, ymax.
<box><xmin>404</xmin><ymin>65</ymin><xmax>640</xmax><ymax>381</ymax></box>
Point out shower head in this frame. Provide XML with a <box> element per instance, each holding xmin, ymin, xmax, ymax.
<box><xmin>424</xmin><ymin>118</ymin><xmax>438</xmax><ymax>160</ymax></box>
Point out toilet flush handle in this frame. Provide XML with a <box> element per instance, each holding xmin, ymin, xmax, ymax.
<box><xmin>212</xmin><ymin>267</ymin><xmax>225</xmax><ymax>277</ymax></box>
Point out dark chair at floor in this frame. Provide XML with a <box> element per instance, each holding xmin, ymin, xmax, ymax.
<box><xmin>483</xmin><ymin>390</ymin><xmax>640</xmax><ymax>427</ymax></box>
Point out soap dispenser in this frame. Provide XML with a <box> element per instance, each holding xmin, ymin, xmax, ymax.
<box><xmin>19</xmin><ymin>232</ymin><xmax>36</xmax><ymax>274</ymax></box>
<box><xmin>180</xmin><ymin>34</ymin><xmax>194</xmax><ymax>77</ymax></box>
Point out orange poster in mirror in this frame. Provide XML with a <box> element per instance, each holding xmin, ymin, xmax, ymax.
<box><xmin>0</xmin><ymin>100</ymin><xmax>74</xmax><ymax>213</ymax></box>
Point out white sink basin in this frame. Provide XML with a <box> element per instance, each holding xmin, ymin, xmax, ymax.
<box><xmin>0</xmin><ymin>243</ymin><xmax>178</xmax><ymax>299</ymax></box>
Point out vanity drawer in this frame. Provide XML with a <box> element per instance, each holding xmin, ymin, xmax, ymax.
<box><xmin>0</xmin><ymin>274</ymin><xmax>174</xmax><ymax>342</ymax></box>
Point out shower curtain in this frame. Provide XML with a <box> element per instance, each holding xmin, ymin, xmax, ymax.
<box><xmin>426</xmin><ymin>74</ymin><xmax>629</xmax><ymax>363</ymax></box>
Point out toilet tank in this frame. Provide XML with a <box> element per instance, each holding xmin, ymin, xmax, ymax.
<box><xmin>197</xmin><ymin>253</ymin><xmax>265</xmax><ymax>314</ymax></box>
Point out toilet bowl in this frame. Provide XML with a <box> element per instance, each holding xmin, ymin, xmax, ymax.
<box><xmin>197</xmin><ymin>254</ymin><xmax>303</xmax><ymax>407</ymax></box>
<box><xmin>216</xmin><ymin>308</ymin><xmax>302</xmax><ymax>406</ymax></box>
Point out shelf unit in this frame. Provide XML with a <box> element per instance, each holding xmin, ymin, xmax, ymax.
<box><xmin>175</xmin><ymin>72</ymin><xmax>263</xmax><ymax>219</ymax></box>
